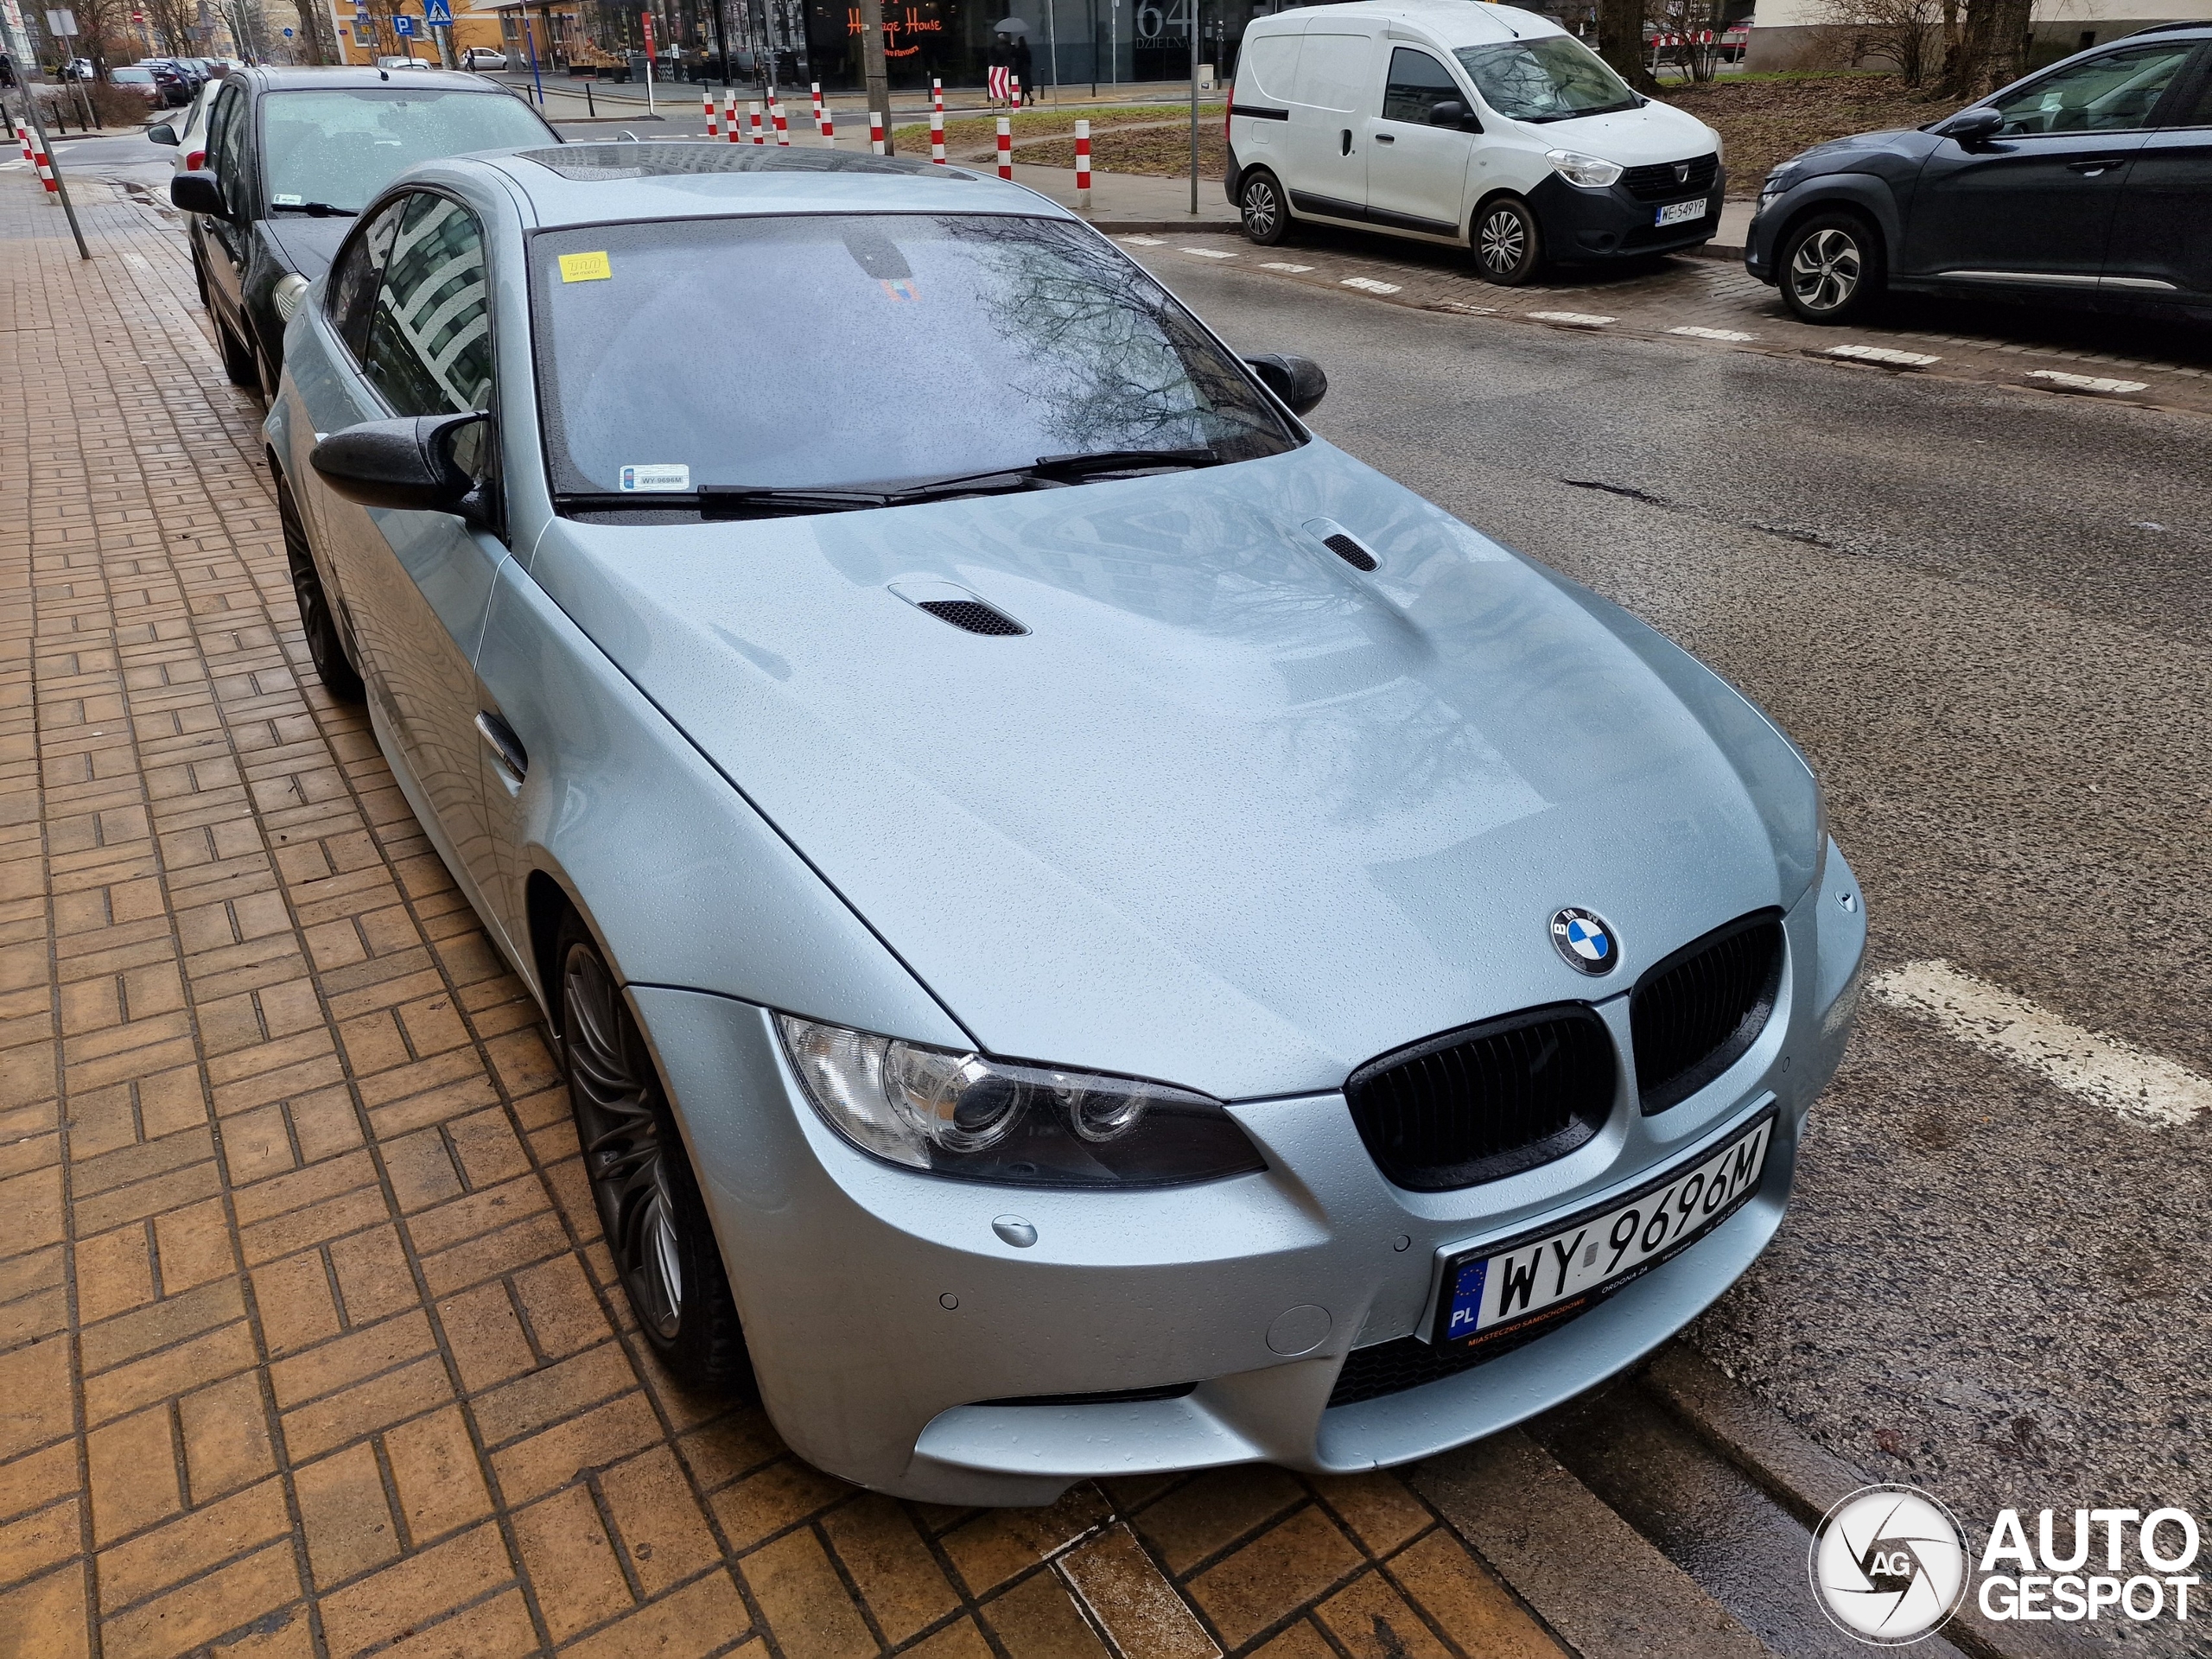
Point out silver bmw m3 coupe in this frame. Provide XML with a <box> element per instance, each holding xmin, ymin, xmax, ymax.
<box><xmin>267</xmin><ymin>142</ymin><xmax>1866</xmax><ymax>1506</ymax></box>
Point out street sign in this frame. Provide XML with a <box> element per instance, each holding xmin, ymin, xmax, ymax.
<box><xmin>44</xmin><ymin>9</ymin><xmax>78</xmax><ymax>35</ymax></box>
<box><xmin>393</xmin><ymin>13</ymin><xmax>413</xmax><ymax>34</ymax></box>
<box><xmin>423</xmin><ymin>0</ymin><xmax>452</xmax><ymax>24</ymax></box>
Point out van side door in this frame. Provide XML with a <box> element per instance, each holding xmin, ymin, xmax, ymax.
<box><xmin>1364</xmin><ymin>45</ymin><xmax>1477</xmax><ymax>238</ymax></box>
<box><xmin>1283</xmin><ymin>25</ymin><xmax>1378</xmax><ymax>222</ymax></box>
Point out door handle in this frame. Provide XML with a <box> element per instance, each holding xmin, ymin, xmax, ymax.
<box><xmin>475</xmin><ymin>710</ymin><xmax>527</xmax><ymax>790</ymax></box>
<box><xmin>1375</xmin><ymin>132</ymin><xmax>1395</xmax><ymax>143</ymax></box>
<box><xmin>1340</xmin><ymin>128</ymin><xmax>1352</xmax><ymax>156</ymax></box>
<box><xmin>2066</xmin><ymin>158</ymin><xmax>2127</xmax><ymax>174</ymax></box>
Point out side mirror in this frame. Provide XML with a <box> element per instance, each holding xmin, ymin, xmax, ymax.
<box><xmin>147</xmin><ymin>122</ymin><xmax>179</xmax><ymax>144</ymax></box>
<box><xmin>1244</xmin><ymin>353</ymin><xmax>1327</xmax><ymax>417</ymax></box>
<box><xmin>170</xmin><ymin>169</ymin><xmax>225</xmax><ymax>215</ymax></box>
<box><xmin>1944</xmin><ymin>106</ymin><xmax>2003</xmax><ymax>146</ymax></box>
<box><xmin>311</xmin><ymin>411</ymin><xmax>491</xmax><ymax>516</ymax></box>
<box><xmin>1429</xmin><ymin>99</ymin><xmax>1480</xmax><ymax>131</ymax></box>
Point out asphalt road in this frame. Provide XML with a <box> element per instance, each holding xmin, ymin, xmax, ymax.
<box><xmin>1140</xmin><ymin>248</ymin><xmax>2212</xmax><ymax>1620</ymax></box>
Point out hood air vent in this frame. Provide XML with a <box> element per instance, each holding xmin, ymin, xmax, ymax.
<box><xmin>918</xmin><ymin>599</ymin><xmax>1027</xmax><ymax>636</ymax></box>
<box><xmin>1322</xmin><ymin>533</ymin><xmax>1377</xmax><ymax>572</ymax></box>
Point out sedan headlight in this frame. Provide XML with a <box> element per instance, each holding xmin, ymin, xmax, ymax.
<box><xmin>776</xmin><ymin>1014</ymin><xmax>1266</xmax><ymax>1188</ymax></box>
<box><xmin>272</xmin><ymin>271</ymin><xmax>310</xmax><ymax>323</ymax></box>
<box><xmin>1547</xmin><ymin>149</ymin><xmax>1623</xmax><ymax>188</ymax></box>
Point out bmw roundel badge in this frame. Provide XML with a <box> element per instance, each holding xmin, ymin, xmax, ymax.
<box><xmin>1549</xmin><ymin>907</ymin><xmax>1618</xmax><ymax>976</ymax></box>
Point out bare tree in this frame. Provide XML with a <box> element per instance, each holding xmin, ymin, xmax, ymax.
<box><xmin>1942</xmin><ymin>0</ymin><xmax>2031</xmax><ymax>97</ymax></box>
<box><xmin>1814</xmin><ymin>0</ymin><xmax>1943</xmax><ymax>85</ymax></box>
<box><xmin>1596</xmin><ymin>0</ymin><xmax>1657</xmax><ymax>92</ymax></box>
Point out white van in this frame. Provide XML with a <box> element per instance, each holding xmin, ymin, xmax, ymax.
<box><xmin>1227</xmin><ymin>1</ymin><xmax>1725</xmax><ymax>283</ymax></box>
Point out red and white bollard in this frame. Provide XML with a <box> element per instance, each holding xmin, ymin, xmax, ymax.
<box><xmin>869</xmin><ymin>111</ymin><xmax>885</xmax><ymax>156</ymax></box>
<box><xmin>810</xmin><ymin>81</ymin><xmax>823</xmax><ymax>128</ymax></box>
<box><xmin>725</xmin><ymin>92</ymin><xmax>741</xmax><ymax>142</ymax></box>
<box><xmin>772</xmin><ymin>99</ymin><xmax>789</xmax><ymax>145</ymax></box>
<box><xmin>930</xmin><ymin>110</ymin><xmax>944</xmax><ymax>164</ymax></box>
<box><xmin>1010</xmin><ymin>74</ymin><xmax>1020</xmax><ymax>110</ymax></box>
<box><xmin>13</xmin><ymin>120</ymin><xmax>33</xmax><ymax>168</ymax></box>
<box><xmin>702</xmin><ymin>89</ymin><xmax>718</xmax><ymax>136</ymax></box>
<box><xmin>820</xmin><ymin>105</ymin><xmax>835</xmax><ymax>143</ymax></box>
<box><xmin>1075</xmin><ymin>118</ymin><xmax>1091</xmax><ymax>208</ymax></box>
<box><xmin>748</xmin><ymin>102</ymin><xmax>764</xmax><ymax>144</ymax></box>
<box><xmin>27</xmin><ymin>126</ymin><xmax>59</xmax><ymax>200</ymax></box>
<box><xmin>995</xmin><ymin>116</ymin><xmax>1012</xmax><ymax>181</ymax></box>
<box><xmin>932</xmin><ymin>78</ymin><xmax>944</xmax><ymax>114</ymax></box>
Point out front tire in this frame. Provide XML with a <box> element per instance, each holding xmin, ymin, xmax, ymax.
<box><xmin>217</xmin><ymin>313</ymin><xmax>258</xmax><ymax>387</ymax></box>
<box><xmin>1238</xmin><ymin>168</ymin><xmax>1290</xmax><ymax>246</ymax></box>
<box><xmin>1778</xmin><ymin>210</ymin><xmax>1883</xmax><ymax>324</ymax></box>
<box><xmin>556</xmin><ymin>917</ymin><xmax>755</xmax><ymax>1395</ymax></box>
<box><xmin>276</xmin><ymin>472</ymin><xmax>365</xmax><ymax>704</ymax></box>
<box><xmin>1472</xmin><ymin>195</ymin><xmax>1545</xmax><ymax>286</ymax></box>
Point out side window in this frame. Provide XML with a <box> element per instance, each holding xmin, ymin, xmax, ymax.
<box><xmin>361</xmin><ymin>194</ymin><xmax>494</xmax><ymax>418</ymax></box>
<box><xmin>1988</xmin><ymin>41</ymin><xmax>2196</xmax><ymax>136</ymax></box>
<box><xmin>210</xmin><ymin>85</ymin><xmax>249</xmax><ymax>215</ymax></box>
<box><xmin>1382</xmin><ymin>48</ymin><xmax>1459</xmax><ymax>124</ymax></box>
<box><xmin>1239</xmin><ymin>33</ymin><xmax>1300</xmax><ymax>102</ymax></box>
<box><xmin>1289</xmin><ymin>32</ymin><xmax>1374</xmax><ymax>111</ymax></box>
<box><xmin>326</xmin><ymin>195</ymin><xmax>406</xmax><ymax>365</ymax></box>
<box><xmin>2175</xmin><ymin>60</ymin><xmax>2212</xmax><ymax>127</ymax></box>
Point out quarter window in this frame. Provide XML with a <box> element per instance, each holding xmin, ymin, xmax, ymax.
<box><xmin>209</xmin><ymin>84</ymin><xmax>248</xmax><ymax>216</ymax></box>
<box><xmin>1988</xmin><ymin>41</ymin><xmax>2197</xmax><ymax>136</ymax></box>
<box><xmin>361</xmin><ymin>194</ymin><xmax>494</xmax><ymax>417</ymax></box>
<box><xmin>1382</xmin><ymin>48</ymin><xmax>1460</xmax><ymax>125</ymax></box>
<box><xmin>326</xmin><ymin>195</ymin><xmax>406</xmax><ymax>365</ymax></box>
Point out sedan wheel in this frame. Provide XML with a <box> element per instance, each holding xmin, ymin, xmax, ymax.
<box><xmin>556</xmin><ymin>918</ymin><xmax>754</xmax><ymax>1392</ymax></box>
<box><xmin>217</xmin><ymin>315</ymin><xmax>259</xmax><ymax>388</ymax></box>
<box><xmin>1474</xmin><ymin>197</ymin><xmax>1543</xmax><ymax>286</ymax></box>
<box><xmin>1240</xmin><ymin>169</ymin><xmax>1289</xmax><ymax>247</ymax></box>
<box><xmin>276</xmin><ymin>473</ymin><xmax>365</xmax><ymax>703</ymax></box>
<box><xmin>1778</xmin><ymin>212</ymin><xmax>1882</xmax><ymax>324</ymax></box>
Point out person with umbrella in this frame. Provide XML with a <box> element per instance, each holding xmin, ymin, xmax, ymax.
<box><xmin>1010</xmin><ymin>28</ymin><xmax>1034</xmax><ymax>105</ymax></box>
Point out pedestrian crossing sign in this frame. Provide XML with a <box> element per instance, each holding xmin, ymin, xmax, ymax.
<box><xmin>424</xmin><ymin>0</ymin><xmax>452</xmax><ymax>24</ymax></box>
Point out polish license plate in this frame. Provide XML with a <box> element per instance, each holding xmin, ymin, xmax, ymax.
<box><xmin>1432</xmin><ymin>1112</ymin><xmax>1773</xmax><ymax>1351</ymax></box>
<box><xmin>1656</xmin><ymin>198</ymin><xmax>1708</xmax><ymax>227</ymax></box>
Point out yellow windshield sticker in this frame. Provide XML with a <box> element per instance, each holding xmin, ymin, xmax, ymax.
<box><xmin>559</xmin><ymin>251</ymin><xmax>612</xmax><ymax>283</ymax></box>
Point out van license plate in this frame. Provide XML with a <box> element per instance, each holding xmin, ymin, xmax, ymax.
<box><xmin>1656</xmin><ymin>199</ymin><xmax>1707</xmax><ymax>227</ymax></box>
<box><xmin>1432</xmin><ymin>1112</ymin><xmax>1772</xmax><ymax>1351</ymax></box>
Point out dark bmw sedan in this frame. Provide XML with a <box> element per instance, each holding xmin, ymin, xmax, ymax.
<box><xmin>1747</xmin><ymin>22</ymin><xmax>2212</xmax><ymax>322</ymax></box>
<box><xmin>167</xmin><ymin>67</ymin><xmax>556</xmax><ymax>397</ymax></box>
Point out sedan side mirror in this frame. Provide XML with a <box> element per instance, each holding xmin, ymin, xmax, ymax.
<box><xmin>147</xmin><ymin>122</ymin><xmax>179</xmax><ymax>145</ymax></box>
<box><xmin>1429</xmin><ymin>99</ymin><xmax>1481</xmax><ymax>132</ymax></box>
<box><xmin>312</xmin><ymin>411</ymin><xmax>491</xmax><ymax>517</ymax></box>
<box><xmin>170</xmin><ymin>169</ymin><xmax>225</xmax><ymax>215</ymax></box>
<box><xmin>1944</xmin><ymin>106</ymin><xmax>2003</xmax><ymax>146</ymax></box>
<box><xmin>1244</xmin><ymin>353</ymin><xmax>1328</xmax><ymax>417</ymax></box>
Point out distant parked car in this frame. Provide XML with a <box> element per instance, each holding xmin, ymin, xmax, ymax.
<box><xmin>146</xmin><ymin>79</ymin><xmax>218</xmax><ymax>171</ymax></box>
<box><xmin>106</xmin><ymin>66</ymin><xmax>172</xmax><ymax>106</ymax></box>
<box><xmin>460</xmin><ymin>46</ymin><xmax>508</xmax><ymax>70</ymax></box>
<box><xmin>168</xmin><ymin>64</ymin><xmax>557</xmax><ymax>397</ymax></box>
<box><xmin>375</xmin><ymin>54</ymin><xmax>438</xmax><ymax>70</ymax></box>
<box><xmin>1746</xmin><ymin>22</ymin><xmax>2212</xmax><ymax>321</ymax></box>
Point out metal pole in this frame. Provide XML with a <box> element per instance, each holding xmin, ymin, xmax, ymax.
<box><xmin>856</xmin><ymin>0</ymin><xmax>887</xmax><ymax>153</ymax></box>
<box><xmin>1046</xmin><ymin>0</ymin><xmax>1056</xmax><ymax>102</ymax></box>
<box><xmin>1086</xmin><ymin>0</ymin><xmax>1093</xmax><ymax>97</ymax></box>
<box><xmin>16</xmin><ymin>86</ymin><xmax>92</xmax><ymax>257</ymax></box>
<box><xmin>524</xmin><ymin>12</ymin><xmax>543</xmax><ymax>100</ymax></box>
<box><xmin>1186</xmin><ymin>0</ymin><xmax>1196</xmax><ymax>214</ymax></box>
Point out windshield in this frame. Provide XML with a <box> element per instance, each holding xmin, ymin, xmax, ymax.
<box><xmin>531</xmin><ymin>213</ymin><xmax>1300</xmax><ymax>501</ymax></box>
<box><xmin>260</xmin><ymin>88</ymin><xmax>553</xmax><ymax>213</ymax></box>
<box><xmin>1454</xmin><ymin>37</ymin><xmax>1637</xmax><ymax>122</ymax></box>
<box><xmin>113</xmin><ymin>67</ymin><xmax>152</xmax><ymax>82</ymax></box>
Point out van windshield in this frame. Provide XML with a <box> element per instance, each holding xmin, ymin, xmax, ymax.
<box><xmin>1454</xmin><ymin>37</ymin><xmax>1637</xmax><ymax>122</ymax></box>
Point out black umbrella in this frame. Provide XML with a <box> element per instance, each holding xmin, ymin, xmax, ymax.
<box><xmin>992</xmin><ymin>16</ymin><xmax>1031</xmax><ymax>34</ymax></box>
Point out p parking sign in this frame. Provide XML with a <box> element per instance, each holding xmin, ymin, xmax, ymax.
<box><xmin>393</xmin><ymin>13</ymin><xmax>412</xmax><ymax>33</ymax></box>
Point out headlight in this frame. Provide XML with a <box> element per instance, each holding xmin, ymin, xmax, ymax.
<box><xmin>272</xmin><ymin>271</ymin><xmax>310</xmax><ymax>323</ymax></box>
<box><xmin>1547</xmin><ymin>149</ymin><xmax>1623</xmax><ymax>188</ymax></box>
<box><xmin>776</xmin><ymin>1014</ymin><xmax>1267</xmax><ymax>1188</ymax></box>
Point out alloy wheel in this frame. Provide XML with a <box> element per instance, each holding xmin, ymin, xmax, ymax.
<box><xmin>563</xmin><ymin>944</ymin><xmax>684</xmax><ymax>1341</ymax></box>
<box><xmin>1479</xmin><ymin>208</ymin><xmax>1527</xmax><ymax>277</ymax></box>
<box><xmin>1243</xmin><ymin>178</ymin><xmax>1279</xmax><ymax>241</ymax></box>
<box><xmin>1789</xmin><ymin>227</ymin><xmax>1861</xmax><ymax>314</ymax></box>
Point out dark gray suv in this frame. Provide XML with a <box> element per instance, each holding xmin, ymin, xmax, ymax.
<box><xmin>1745</xmin><ymin>23</ymin><xmax>2211</xmax><ymax>323</ymax></box>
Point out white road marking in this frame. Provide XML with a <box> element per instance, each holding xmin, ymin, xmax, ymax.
<box><xmin>1670</xmin><ymin>324</ymin><xmax>1756</xmax><ymax>342</ymax></box>
<box><xmin>1341</xmin><ymin>276</ymin><xmax>1402</xmax><ymax>294</ymax></box>
<box><xmin>1827</xmin><ymin>344</ymin><xmax>1940</xmax><ymax>367</ymax></box>
<box><xmin>2028</xmin><ymin>369</ymin><xmax>2148</xmax><ymax>395</ymax></box>
<box><xmin>1529</xmin><ymin>310</ymin><xmax>1617</xmax><ymax>327</ymax></box>
<box><xmin>1870</xmin><ymin>960</ymin><xmax>2212</xmax><ymax>1128</ymax></box>
<box><xmin>1180</xmin><ymin>246</ymin><xmax>1237</xmax><ymax>258</ymax></box>
<box><xmin>1432</xmin><ymin>300</ymin><xmax>1497</xmax><ymax>314</ymax></box>
<box><xmin>1259</xmin><ymin>260</ymin><xmax>1314</xmax><ymax>272</ymax></box>
<box><xmin>1118</xmin><ymin>235</ymin><xmax>1166</xmax><ymax>245</ymax></box>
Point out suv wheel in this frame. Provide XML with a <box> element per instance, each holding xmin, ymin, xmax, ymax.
<box><xmin>1779</xmin><ymin>211</ymin><xmax>1882</xmax><ymax>324</ymax></box>
<box><xmin>1473</xmin><ymin>196</ymin><xmax>1544</xmax><ymax>286</ymax></box>
<box><xmin>1239</xmin><ymin>168</ymin><xmax>1290</xmax><ymax>246</ymax></box>
<box><xmin>556</xmin><ymin>915</ymin><xmax>756</xmax><ymax>1395</ymax></box>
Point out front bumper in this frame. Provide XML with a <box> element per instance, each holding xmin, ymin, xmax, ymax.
<box><xmin>1745</xmin><ymin>192</ymin><xmax>1787</xmax><ymax>282</ymax></box>
<box><xmin>639</xmin><ymin>842</ymin><xmax>1866</xmax><ymax>1504</ymax></box>
<box><xmin>1529</xmin><ymin>168</ymin><xmax>1728</xmax><ymax>263</ymax></box>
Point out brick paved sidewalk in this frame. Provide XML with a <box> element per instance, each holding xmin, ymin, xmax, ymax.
<box><xmin>0</xmin><ymin>174</ymin><xmax>1580</xmax><ymax>1659</ymax></box>
<box><xmin>1120</xmin><ymin>229</ymin><xmax>2212</xmax><ymax>418</ymax></box>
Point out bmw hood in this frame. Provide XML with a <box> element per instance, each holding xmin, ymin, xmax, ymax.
<box><xmin>529</xmin><ymin>444</ymin><xmax>1820</xmax><ymax>1099</ymax></box>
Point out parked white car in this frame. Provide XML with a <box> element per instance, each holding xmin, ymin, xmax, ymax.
<box><xmin>1227</xmin><ymin>0</ymin><xmax>1725</xmax><ymax>283</ymax></box>
<box><xmin>374</xmin><ymin>54</ymin><xmax>438</xmax><ymax>69</ymax></box>
<box><xmin>148</xmin><ymin>78</ymin><xmax>219</xmax><ymax>172</ymax></box>
<box><xmin>460</xmin><ymin>46</ymin><xmax>508</xmax><ymax>70</ymax></box>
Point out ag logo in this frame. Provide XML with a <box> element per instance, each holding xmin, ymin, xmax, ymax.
<box><xmin>1809</xmin><ymin>1484</ymin><xmax>1970</xmax><ymax>1645</ymax></box>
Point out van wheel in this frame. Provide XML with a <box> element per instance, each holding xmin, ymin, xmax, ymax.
<box><xmin>1778</xmin><ymin>210</ymin><xmax>1883</xmax><ymax>324</ymax></box>
<box><xmin>1238</xmin><ymin>168</ymin><xmax>1290</xmax><ymax>246</ymax></box>
<box><xmin>1473</xmin><ymin>196</ymin><xmax>1545</xmax><ymax>286</ymax></box>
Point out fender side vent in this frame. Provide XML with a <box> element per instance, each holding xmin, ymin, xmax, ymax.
<box><xmin>1323</xmin><ymin>532</ymin><xmax>1378</xmax><ymax>572</ymax></box>
<box><xmin>918</xmin><ymin>598</ymin><xmax>1027</xmax><ymax>636</ymax></box>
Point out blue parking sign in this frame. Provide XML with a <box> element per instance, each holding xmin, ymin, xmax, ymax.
<box><xmin>392</xmin><ymin>13</ymin><xmax>412</xmax><ymax>33</ymax></box>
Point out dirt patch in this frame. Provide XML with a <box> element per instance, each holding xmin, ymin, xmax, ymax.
<box><xmin>1020</xmin><ymin>123</ymin><xmax>1228</xmax><ymax>181</ymax></box>
<box><xmin>891</xmin><ymin>103</ymin><xmax>1223</xmax><ymax>161</ymax></box>
<box><xmin>1664</xmin><ymin>73</ymin><xmax>1951</xmax><ymax>194</ymax></box>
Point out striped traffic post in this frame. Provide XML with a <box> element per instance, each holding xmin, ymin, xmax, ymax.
<box><xmin>929</xmin><ymin>110</ymin><xmax>944</xmax><ymax>164</ymax></box>
<box><xmin>13</xmin><ymin>120</ymin><xmax>33</xmax><ymax>167</ymax></box>
<box><xmin>810</xmin><ymin>81</ymin><xmax>823</xmax><ymax>129</ymax></box>
<box><xmin>869</xmin><ymin>111</ymin><xmax>885</xmax><ymax>156</ymax></box>
<box><xmin>1010</xmin><ymin>74</ymin><xmax>1020</xmax><ymax>110</ymax></box>
<box><xmin>1075</xmin><ymin>118</ymin><xmax>1090</xmax><ymax>208</ymax></box>
<box><xmin>820</xmin><ymin>105</ymin><xmax>835</xmax><ymax>143</ymax></box>
<box><xmin>932</xmin><ymin>78</ymin><xmax>943</xmax><ymax>115</ymax></box>
<box><xmin>772</xmin><ymin>99</ymin><xmax>789</xmax><ymax>145</ymax></box>
<box><xmin>995</xmin><ymin>116</ymin><xmax>1011</xmax><ymax>180</ymax></box>
<box><xmin>28</xmin><ymin>128</ymin><xmax>60</xmax><ymax>200</ymax></box>
<box><xmin>702</xmin><ymin>88</ymin><xmax>717</xmax><ymax>135</ymax></box>
<box><xmin>748</xmin><ymin>102</ymin><xmax>764</xmax><ymax>143</ymax></box>
<box><xmin>725</xmin><ymin>91</ymin><xmax>741</xmax><ymax>141</ymax></box>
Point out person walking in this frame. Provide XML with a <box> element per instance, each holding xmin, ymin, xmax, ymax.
<box><xmin>1010</xmin><ymin>32</ymin><xmax>1033</xmax><ymax>105</ymax></box>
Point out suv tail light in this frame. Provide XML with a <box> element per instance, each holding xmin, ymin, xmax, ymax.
<box><xmin>185</xmin><ymin>149</ymin><xmax>205</xmax><ymax>169</ymax></box>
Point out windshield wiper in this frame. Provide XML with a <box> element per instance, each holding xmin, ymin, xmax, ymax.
<box><xmin>1524</xmin><ymin>100</ymin><xmax>1640</xmax><ymax>124</ymax></box>
<box><xmin>878</xmin><ymin>446</ymin><xmax>1224</xmax><ymax>502</ymax></box>
<box><xmin>270</xmin><ymin>201</ymin><xmax>359</xmax><ymax>216</ymax></box>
